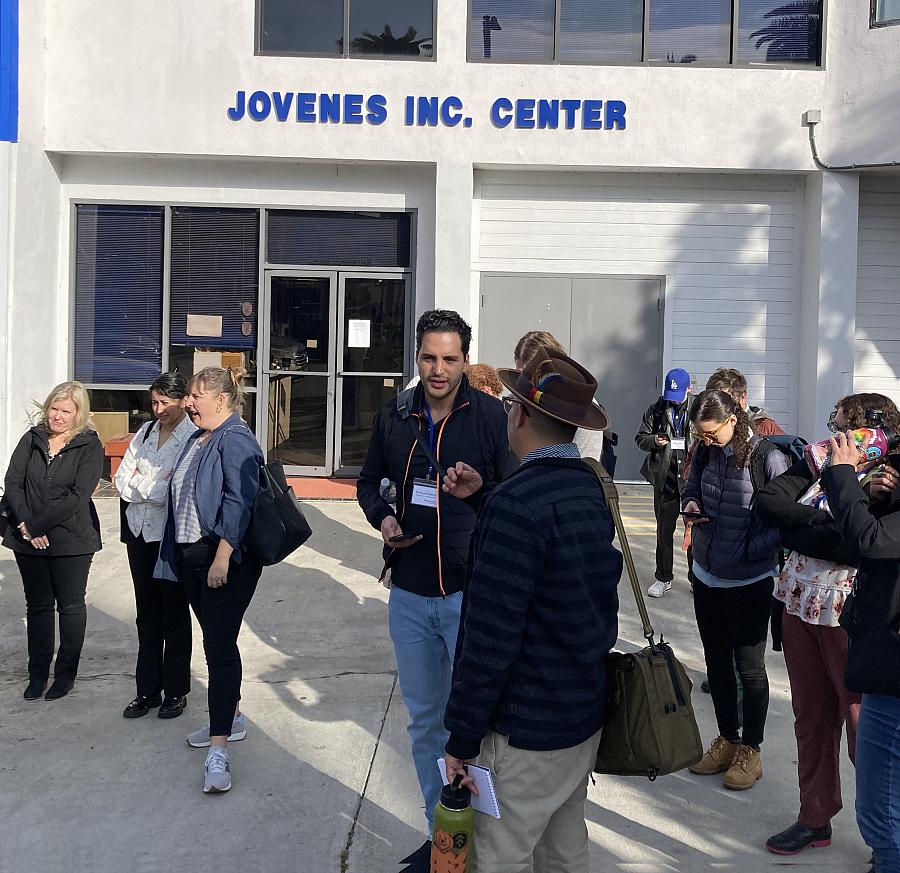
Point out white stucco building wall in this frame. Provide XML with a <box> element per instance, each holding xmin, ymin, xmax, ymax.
<box><xmin>2</xmin><ymin>0</ymin><xmax>899</xmax><ymax>472</ymax></box>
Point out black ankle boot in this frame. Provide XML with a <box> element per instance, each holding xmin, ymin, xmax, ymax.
<box><xmin>766</xmin><ymin>821</ymin><xmax>832</xmax><ymax>855</ymax></box>
<box><xmin>24</xmin><ymin>678</ymin><xmax>47</xmax><ymax>700</ymax></box>
<box><xmin>45</xmin><ymin>678</ymin><xmax>75</xmax><ymax>700</ymax></box>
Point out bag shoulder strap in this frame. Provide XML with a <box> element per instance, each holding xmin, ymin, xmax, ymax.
<box><xmin>583</xmin><ymin>458</ymin><xmax>656</xmax><ymax>646</ymax></box>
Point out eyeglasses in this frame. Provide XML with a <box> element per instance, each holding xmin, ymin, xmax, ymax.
<box><xmin>691</xmin><ymin>418</ymin><xmax>732</xmax><ymax>444</ymax></box>
<box><xmin>502</xmin><ymin>396</ymin><xmax>528</xmax><ymax>416</ymax></box>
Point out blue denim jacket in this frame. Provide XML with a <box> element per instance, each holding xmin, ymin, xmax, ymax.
<box><xmin>155</xmin><ymin>413</ymin><xmax>263</xmax><ymax>581</ymax></box>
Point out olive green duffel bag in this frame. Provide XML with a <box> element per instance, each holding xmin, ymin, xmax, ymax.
<box><xmin>585</xmin><ymin>460</ymin><xmax>703</xmax><ymax>781</ymax></box>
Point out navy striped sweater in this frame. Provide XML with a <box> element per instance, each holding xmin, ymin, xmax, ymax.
<box><xmin>444</xmin><ymin>457</ymin><xmax>622</xmax><ymax>760</ymax></box>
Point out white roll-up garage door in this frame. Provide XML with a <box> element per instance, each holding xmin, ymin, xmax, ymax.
<box><xmin>474</xmin><ymin>170</ymin><xmax>803</xmax><ymax>432</ymax></box>
<box><xmin>854</xmin><ymin>176</ymin><xmax>900</xmax><ymax>398</ymax></box>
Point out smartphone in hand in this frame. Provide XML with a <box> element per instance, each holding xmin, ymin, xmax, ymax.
<box><xmin>389</xmin><ymin>532</ymin><xmax>421</xmax><ymax>544</ymax></box>
<box><xmin>682</xmin><ymin>511</ymin><xmax>710</xmax><ymax>522</ymax></box>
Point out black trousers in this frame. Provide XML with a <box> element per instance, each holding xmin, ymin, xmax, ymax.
<box><xmin>15</xmin><ymin>552</ymin><xmax>93</xmax><ymax>682</ymax></box>
<box><xmin>693</xmin><ymin>576</ymin><xmax>773</xmax><ymax>749</ymax></box>
<box><xmin>179</xmin><ymin>539</ymin><xmax>261</xmax><ymax>737</ymax></box>
<box><xmin>653</xmin><ymin>488</ymin><xmax>681</xmax><ymax>583</ymax></box>
<box><xmin>126</xmin><ymin>535</ymin><xmax>192</xmax><ymax>698</ymax></box>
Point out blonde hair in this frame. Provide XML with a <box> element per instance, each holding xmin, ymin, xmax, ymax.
<box><xmin>514</xmin><ymin>331</ymin><xmax>567</xmax><ymax>367</ymax></box>
<box><xmin>190</xmin><ymin>366</ymin><xmax>247</xmax><ymax>410</ymax></box>
<box><xmin>41</xmin><ymin>381</ymin><xmax>94</xmax><ymax>435</ymax></box>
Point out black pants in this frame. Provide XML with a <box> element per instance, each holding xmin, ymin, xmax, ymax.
<box><xmin>653</xmin><ymin>488</ymin><xmax>680</xmax><ymax>583</ymax></box>
<box><xmin>693</xmin><ymin>576</ymin><xmax>773</xmax><ymax>748</ymax></box>
<box><xmin>179</xmin><ymin>539</ymin><xmax>261</xmax><ymax>737</ymax></box>
<box><xmin>126</xmin><ymin>535</ymin><xmax>192</xmax><ymax>698</ymax></box>
<box><xmin>15</xmin><ymin>552</ymin><xmax>93</xmax><ymax>682</ymax></box>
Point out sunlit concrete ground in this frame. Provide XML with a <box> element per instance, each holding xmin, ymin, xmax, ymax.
<box><xmin>0</xmin><ymin>491</ymin><xmax>871</xmax><ymax>873</ymax></box>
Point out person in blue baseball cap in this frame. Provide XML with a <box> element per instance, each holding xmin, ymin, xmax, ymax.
<box><xmin>635</xmin><ymin>367</ymin><xmax>693</xmax><ymax>597</ymax></box>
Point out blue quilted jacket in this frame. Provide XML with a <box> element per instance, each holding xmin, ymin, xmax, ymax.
<box><xmin>682</xmin><ymin>436</ymin><xmax>788</xmax><ymax>581</ymax></box>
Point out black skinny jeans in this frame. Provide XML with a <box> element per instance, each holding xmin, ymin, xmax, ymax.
<box><xmin>15</xmin><ymin>552</ymin><xmax>93</xmax><ymax>682</ymax></box>
<box><xmin>179</xmin><ymin>539</ymin><xmax>261</xmax><ymax>737</ymax></box>
<box><xmin>653</xmin><ymin>487</ymin><xmax>680</xmax><ymax>583</ymax></box>
<box><xmin>126</xmin><ymin>534</ymin><xmax>192</xmax><ymax>699</ymax></box>
<box><xmin>692</xmin><ymin>576</ymin><xmax>773</xmax><ymax>749</ymax></box>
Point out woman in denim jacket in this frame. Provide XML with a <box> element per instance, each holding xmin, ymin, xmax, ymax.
<box><xmin>156</xmin><ymin>366</ymin><xmax>262</xmax><ymax>794</ymax></box>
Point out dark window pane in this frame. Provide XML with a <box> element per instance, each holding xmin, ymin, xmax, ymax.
<box><xmin>169</xmin><ymin>207</ymin><xmax>259</xmax><ymax>382</ymax></box>
<box><xmin>269</xmin><ymin>277</ymin><xmax>331</xmax><ymax>374</ymax></box>
<box><xmin>87</xmin><ymin>389</ymin><xmax>153</xmax><ymax>433</ymax></box>
<box><xmin>341</xmin><ymin>376</ymin><xmax>399</xmax><ymax>467</ymax></box>
<box><xmin>647</xmin><ymin>0</ymin><xmax>731</xmax><ymax>63</ymax></box>
<box><xmin>558</xmin><ymin>0</ymin><xmax>643</xmax><ymax>62</ymax></box>
<box><xmin>468</xmin><ymin>0</ymin><xmax>554</xmax><ymax>61</ymax></box>
<box><xmin>267</xmin><ymin>374</ymin><xmax>328</xmax><ymax>468</ymax></box>
<box><xmin>343</xmin><ymin>278</ymin><xmax>406</xmax><ymax>373</ymax></box>
<box><xmin>267</xmin><ymin>210</ymin><xmax>411</xmax><ymax>267</ymax></box>
<box><xmin>876</xmin><ymin>0</ymin><xmax>900</xmax><ymax>21</ymax></box>
<box><xmin>74</xmin><ymin>205</ymin><xmax>164</xmax><ymax>385</ymax></box>
<box><xmin>349</xmin><ymin>0</ymin><xmax>433</xmax><ymax>58</ymax></box>
<box><xmin>259</xmin><ymin>0</ymin><xmax>343</xmax><ymax>54</ymax></box>
<box><xmin>737</xmin><ymin>1</ymin><xmax>821</xmax><ymax>63</ymax></box>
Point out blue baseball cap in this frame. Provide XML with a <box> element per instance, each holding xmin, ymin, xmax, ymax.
<box><xmin>663</xmin><ymin>368</ymin><xmax>691</xmax><ymax>403</ymax></box>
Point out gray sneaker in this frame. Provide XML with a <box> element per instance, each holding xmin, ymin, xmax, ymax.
<box><xmin>203</xmin><ymin>747</ymin><xmax>231</xmax><ymax>794</ymax></box>
<box><xmin>187</xmin><ymin>713</ymin><xmax>247</xmax><ymax>748</ymax></box>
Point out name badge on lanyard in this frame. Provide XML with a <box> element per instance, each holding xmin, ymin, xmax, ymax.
<box><xmin>411</xmin><ymin>477</ymin><xmax>438</xmax><ymax>508</ymax></box>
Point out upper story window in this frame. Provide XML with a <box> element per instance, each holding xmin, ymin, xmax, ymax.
<box><xmin>258</xmin><ymin>0</ymin><xmax>435</xmax><ymax>58</ymax></box>
<box><xmin>872</xmin><ymin>0</ymin><xmax>900</xmax><ymax>25</ymax></box>
<box><xmin>468</xmin><ymin>0</ymin><xmax>822</xmax><ymax>65</ymax></box>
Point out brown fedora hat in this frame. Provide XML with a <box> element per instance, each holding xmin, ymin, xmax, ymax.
<box><xmin>498</xmin><ymin>347</ymin><xmax>609</xmax><ymax>431</ymax></box>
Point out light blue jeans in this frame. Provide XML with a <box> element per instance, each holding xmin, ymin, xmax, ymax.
<box><xmin>856</xmin><ymin>693</ymin><xmax>900</xmax><ymax>873</ymax></box>
<box><xmin>388</xmin><ymin>585</ymin><xmax>463</xmax><ymax>833</ymax></box>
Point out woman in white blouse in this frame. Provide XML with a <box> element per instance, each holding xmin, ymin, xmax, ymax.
<box><xmin>115</xmin><ymin>373</ymin><xmax>196</xmax><ymax>720</ymax></box>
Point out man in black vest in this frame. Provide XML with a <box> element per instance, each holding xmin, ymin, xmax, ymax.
<box><xmin>357</xmin><ymin>310</ymin><xmax>514</xmax><ymax>870</ymax></box>
<box><xmin>635</xmin><ymin>368</ymin><xmax>692</xmax><ymax>597</ymax></box>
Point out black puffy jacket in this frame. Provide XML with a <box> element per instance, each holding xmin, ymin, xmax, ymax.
<box><xmin>820</xmin><ymin>464</ymin><xmax>900</xmax><ymax>698</ymax></box>
<box><xmin>357</xmin><ymin>377</ymin><xmax>515</xmax><ymax>597</ymax></box>
<box><xmin>2</xmin><ymin>426</ymin><xmax>103</xmax><ymax>557</ymax></box>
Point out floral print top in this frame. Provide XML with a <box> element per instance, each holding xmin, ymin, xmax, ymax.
<box><xmin>773</xmin><ymin>470</ymin><xmax>876</xmax><ymax>627</ymax></box>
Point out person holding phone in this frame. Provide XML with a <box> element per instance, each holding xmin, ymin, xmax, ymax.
<box><xmin>635</xmin><ymin>368</ymin><xmax>693</xmax><ymax>597</ymax></box>
<box><xmin>682</xmin><ymin>389</ymin><xmax>788</xmax><ymax>791</ymax></box>
<box><xmin>357</xmin><ymin>311</ymin><xmax>515</xmax><ymax>869</ymax></box>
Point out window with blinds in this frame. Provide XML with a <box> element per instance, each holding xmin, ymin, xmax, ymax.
<box><xmin>169</xmin><ymin>208</ymin><xmax>260</xmax><ymax>382</ymax></box>
<box><xmin>558</xmin><ymin>0</ymin><xmax>643</xmax><ymax>62</ymax></box>
<box><xmin>266</xmin><ymin>210</ymin><xmax>411</xmax><ymax>267</ymax></box>
<box><xmin>73</xmin><ymin>205</ymin><xmax>164</xmax><ymax>385</ymax></box>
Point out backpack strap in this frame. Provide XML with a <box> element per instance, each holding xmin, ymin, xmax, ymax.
<box><xmin>749</xmin><ymin>439</ymin><xmax>778</xmax><ymax>497</ymax></box>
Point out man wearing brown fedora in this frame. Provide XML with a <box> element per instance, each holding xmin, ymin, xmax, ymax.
<box><xmin>442</xmin><ymin>347</ymin><xmax>622</xmax><ymax>872</ymax></box>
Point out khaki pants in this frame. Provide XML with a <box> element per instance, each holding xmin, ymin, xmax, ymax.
<box><xmin>473</xmin><ymin>729</ymin><xmax>602</xmax><ymax>873</ymax></box>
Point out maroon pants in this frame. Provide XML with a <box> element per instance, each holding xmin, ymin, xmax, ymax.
<box><xmin>781</xmin><ymin>611</ymin><xmax>861</xmax><ymax>828</ymax></box>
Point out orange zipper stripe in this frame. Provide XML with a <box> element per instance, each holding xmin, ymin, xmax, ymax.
<box><xmin>434</xmin><ymin>401</ymin><xmax>470</xmax><ymax>596</ymax></box>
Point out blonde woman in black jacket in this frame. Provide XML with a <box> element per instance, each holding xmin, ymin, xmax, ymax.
<box><xmin>2</xmin><ymin>382</ymin><xmax>103</xmax><ymax>701</ymax></box>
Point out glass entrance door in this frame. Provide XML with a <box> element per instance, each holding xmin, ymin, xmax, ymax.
<box><xmin>263</xmin><ymin>272</ymin><xmax>337</xmax><ymax>476</ymax></box>
<box><xmin>334</xmin><ymin>274</ymin><xmax>408</xmax><ymax>474</ymax></box>
<box><xmin>262</xmin><ymin>270</ymin><xmax>410</xmax><ymax>476</ymax></box>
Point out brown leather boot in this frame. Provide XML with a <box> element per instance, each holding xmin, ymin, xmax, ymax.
<box><xmin>723</xmin><ymin>745</ymin><xmax>762</xmax><ymax>790</ymax></box>
<box><xmin>689</xmin><ymin>736</ymin><xmax>740</xmax><ymax>775</ymax></box>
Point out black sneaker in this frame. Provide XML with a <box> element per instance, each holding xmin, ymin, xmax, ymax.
<box><xmin>45</xmin><ymin>678</ymin><xmax>75</xmax><ymax>700</ymax></box>
<box><xmin>123</xmin><ymin>693</ymin><xmax>163</xmax><ymax>718</ymax></box>
<box><xmin>23</xmin><ymin>678</ymin><xmax>47</xmax><ymax>700</ymax></box>
<box><xmin>158</xmin><ymin>696</ymin><xmax>187</xmax><ymax>719</ymax></box>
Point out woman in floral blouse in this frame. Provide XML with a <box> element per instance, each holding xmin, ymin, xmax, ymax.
<box><xmin>757</xmin><ymin>392</ymin><xmax>900</xmax><ymax>857</ymax></box>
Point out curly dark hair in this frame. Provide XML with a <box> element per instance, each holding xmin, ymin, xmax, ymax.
<box><xmin>836</xmin><ymin>392</ymin><xmax>900</xmax><ymax>431</ymax></box>
<box><xmin>415</xmin><ymin>309</ymin><xmax>472</xmax><ymax>356</ymax></box>
<box><xmin>691</xmin><ymin>389</ymin><xmax>754</xmax><ymax>469</ymax></box>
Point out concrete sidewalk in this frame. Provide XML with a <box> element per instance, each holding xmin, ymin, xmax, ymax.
<box><xmin>0</xmin><ymin>492</ymin><xmax>871</xmax><ymax>873</ymax></box>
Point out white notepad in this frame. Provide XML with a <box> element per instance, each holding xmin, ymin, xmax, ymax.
<box><xmin>436</xmin><ymin>758</ymin><xmax>502</xmax><ymax>819</ymax></box>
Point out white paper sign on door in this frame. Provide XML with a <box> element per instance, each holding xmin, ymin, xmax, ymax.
<box><xmin>348</xmin><ymin>319</ymin><xmax>371</xmax><ymax>348</ymax></box>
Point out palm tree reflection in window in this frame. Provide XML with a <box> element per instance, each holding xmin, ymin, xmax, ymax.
<box><xmin>750</xmin><ymin>1</ymin><xmax>821</xmax><ymax>63</ymax></box>
<box><xmin>351</xmin><ymin>24</ymin><xmax>432</xmax><ymax>56</ymax></box>
<box><xmin>482</xmin><ymin>15</ymin><xmax>502</xmax><ymax>58</ymax></box>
